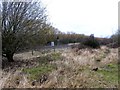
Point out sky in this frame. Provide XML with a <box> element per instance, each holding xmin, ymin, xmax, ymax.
<box><xmin>42</xmin><ymin>0</ymin><xmax>119</xmax><ymax>37</ymax></box>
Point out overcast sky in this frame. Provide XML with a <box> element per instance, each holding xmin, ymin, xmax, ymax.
<box><xmin>42</xmin><ymin>0</ymin><xmax>119</xmax><ymax>37</ymax></box>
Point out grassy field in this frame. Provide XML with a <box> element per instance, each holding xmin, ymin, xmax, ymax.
<box><xmin>1</xmin><ymin>46</ymin><xmax>118</xmax><ymax>88</ymax></box>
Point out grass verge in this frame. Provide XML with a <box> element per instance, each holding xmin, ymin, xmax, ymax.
<box><xmin>97</xmin><ymin>63</ymin><xmax>118</xmax><ymax>85</ymax></box>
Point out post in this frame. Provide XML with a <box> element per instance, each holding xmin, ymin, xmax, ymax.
<box><xmin>51</xmin><ymin>42</ymin><xmax>55</xmax><ymax>52</ymax></box>
<box><xmin>57</xmin><ymin>36</ymin><xmax>59</xmax><ymax>46</ymax></box>
<box><xmin>32</xmin><ymin>50</ymin><xmax>34</xmax><ymax>55</ymax></box>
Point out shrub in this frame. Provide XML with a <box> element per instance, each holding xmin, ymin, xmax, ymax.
<box><xmin>82</xmin><ymin>37</ymin><xmax>100</xmax><ymax>49</ymax></box>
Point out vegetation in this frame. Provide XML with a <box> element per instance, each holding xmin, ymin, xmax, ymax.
<box><xmin>97</xmin><ymin>63</ymin><xmax>118</xmax><ymax>84</ymax></box>
<box><xmin>1</xmin><ymin>1</ymin><xmax>47</xmax><ymax>62</ymax></box>
<box><xmin>23</xmin><ymin>64</ymin><xmax>56</xmax><ymax>80</ymax></box>
<box><xmin>0</xmin><ymin>0</ymin><xmax>119</xmax><ymax>88</ymax></box>
<box><xmin>1</xmin><ymin>45</ymin><xmax>118</xmax><ymax>88</ymax></box>
<box><xmin>38</xmin><ymin>52</ymin><xmax>61</xmax><ymax>64</ymax></box>
<box><xmin>107</xmin><ymin>30</ymin><xmax>119</xmax><ymax>48</ymax></box>
<box><xmin>82</xmin><ymin>35</ymin><xmax>100</xmax><ymax>48</ymax></box>
<box><xmin>58</xmin><ymin>33</ymin><xmax>86</xmax><ymax>44</ymax></box>
<box><xmin>23</xmin><ymin>52</ymin><xmax>61</xmax><ymax>80</ymax></box>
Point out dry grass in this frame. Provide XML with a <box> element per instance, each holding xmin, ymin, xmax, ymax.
<box><xmin>1</xmin><ymin>46</ymin><xmax>118</xmax><ymax>88</ymax></box>
<box><xmin>40</xmin><ymin>46</ymin><xmax>118</xmax><ymax>88</ymax></box>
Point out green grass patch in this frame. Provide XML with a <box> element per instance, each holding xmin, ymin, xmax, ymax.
<box><xmin>23</xmin><ymin>64</ymin><xmax>56</xmax><ymax>80</ymax></box>
<box><xmin>22</xmin><ymin>52</ymin><xmax>61</xmax><ymax>81</ymax></box>
<box><xmin>97</xmin><ymin>63</ymin><xmax>118</xmax><ymax>84</ymax></box>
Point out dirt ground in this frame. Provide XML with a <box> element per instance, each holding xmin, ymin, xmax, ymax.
<box><xmin>0</xmin><ymin>46</ymin><xmax>118</xmax><ymax>88</ymax></box>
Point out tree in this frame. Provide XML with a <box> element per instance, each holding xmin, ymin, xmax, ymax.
<box><xmin>1</xmin><ymin>1</ymin><xmax>47</xmax><ymax>62</ymax></box>
<box><xmin>37</xmin><ymin>25</ymin><xmax>62</xmax><ymax>45</ymax></box>
<box><xmin>118</xmin><ymin>30</ymin><xmax>120</xmax><ymax>45</ymax></box>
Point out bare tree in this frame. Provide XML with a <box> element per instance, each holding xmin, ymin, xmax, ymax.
<box><xmin>1</xmin><ymin>1</ymin><xmax>47</xmax><ymax>62</ymax></box>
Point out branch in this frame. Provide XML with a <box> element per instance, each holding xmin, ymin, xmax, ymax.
<box><xmin>2</xmin><ymin>54</ymin><xmax>6</xmax><ymax>57</ymax></box>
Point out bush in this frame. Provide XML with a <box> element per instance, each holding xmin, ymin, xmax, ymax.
<box><xmin>106</xmin><ymin>42</ymin><xmax>118</xmax><ymax>48</ymax></box>
<box><xmin>82</xmin><ymin>37</ymin><xmax>100</xmax><ymax>48</ymax></box>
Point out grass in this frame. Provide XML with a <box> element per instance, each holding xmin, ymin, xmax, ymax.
<box><xmin>23</xmin><ymin>49</ymin><xmax>118</xmax><ymax>87</ymax></box>
<box><xmin>97</xmin><ymin>63</ymin><xmax>118</xmax><ymax>85</ymax></box>
<box><xmin>38</xmin><ymin>52</ymin><xmax>62</xmax><ymax>65</ymax></box>
<box><xmin>23</xmin><ymin>64</ymin><xmax>56</xmax><ymax>80</ymax></box>
<box><xmin>94</xmin><ymin>52</ymin><xmax>108</xmax><ymax>62</ymax></box>
<box><xmin>50</xmin><ymin>52</ymin><xmax>62</xmax><ymax>60</ymax></box>
<box><xmin>22</xmin><ymin>52</ymin><xmax>61</xmax><ymax>81</ymax></box>
<box><xmin>2</xmin><ymin>46</ymin><xmax>118</xmax><ymax>88</ymax></box>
